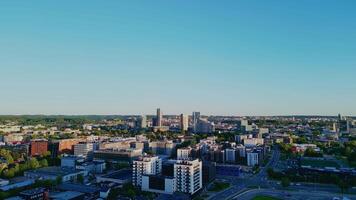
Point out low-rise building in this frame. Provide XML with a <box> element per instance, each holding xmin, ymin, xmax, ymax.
<box><xmin>24</xmin><ymin>167</ymin><xmax>85</xmax><ymax>182</ymax></box>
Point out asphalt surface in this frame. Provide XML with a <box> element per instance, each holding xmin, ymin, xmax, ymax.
<box><xmin>207</xmin><ymin>147</ymin><xmax>280</xmax><ymax>200</ymax></box>
<box><xmin>206</xmin><ymin>147</ymin><xmax>356</xmax><ymax>200</ymax></box>
<box><xmin>233</xmin><ymin>188</ymin><xmax>356</xmax><ymax>200</ymax></box>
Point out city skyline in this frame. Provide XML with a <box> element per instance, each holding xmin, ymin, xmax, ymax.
<box><xmin>1</xmin><ymin>1</ymin><xmax>356</xmax><ymax>116</ymax></box>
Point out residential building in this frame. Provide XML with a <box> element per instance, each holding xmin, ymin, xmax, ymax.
<box><xmin>177</xmin><ymin>147</ymin><xmax>192</xmax><ymax>160</ymax></box>
<box><xmin>174</xmin><ymin>159</ymin><xmax>202</xmax><ymax>195</ymax></box>
<box><xmin>132</xmin><ymin>156</ymin><xmax>162</xmax><ymax>187</ymax></box>
<box><xmin>180</xmin><ymin>114</ymin><xmax>189</xmax><ymax>131</ymax></box>
<box><xmin>29</xmin><ymin>140</ymin><xmax>48</xmax><ymax>157</ymax></box>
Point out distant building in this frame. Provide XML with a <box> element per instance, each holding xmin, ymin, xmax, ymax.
<box><xmin>94</xmin><ymin>148</ymin><xmax>142</xmax><ymax>163</ymax></box>
<box><xmin>247</xmin><ymin>151</ymin><xmax>259</xmax><ymax>167</ymax></box>
<box><xmin>192</xmin><ymin>112</ymin><xmax>201</xmax><ymax>133</ymax></box>
<box><xmin>24</xmin><ymin>166</ymin><xmax>85</xmax><ymax>182</ymax></box>
<box><xmin>20</xmin><ymin>187</ymin><xmax>47</xmax><ymax>200</ymax></box>
<box><xmin>149</xmin><ymin>140</ymin><xmax>176</xmax><ymax>156</ymax></box>
<box><xmin>180</xmin><ymin>114</ymin><xmax>189</xmax><ymax>131</ymax></box>
<box><xmin>177</xmin><ymin>147</ymin><xmax>192</xmax><ymax>160</ymax></box>
<box><xmin>156</xmin><ymin>108</ymin><xmax>162</xmax><ymax>127</ymax></box>
<box><xmin>140</xmin><ymin>115</ymin><xmax>147</xmax><ymax>128</ymax></box>
<box><xmin>29</xmin><ymin>140</ymin><xmax>48</xmax><ymax>157</ymax></box>
<box><xmin>196</xmin><ymin>119</ymin><xmax>215</xmax><ymax>134</ymax></box>
<box><xmin>243</xmin><ymin>138</ymin><xmax>264</xmax><ymax>147</ymax></box>
<box><xmin>225</xmin><ymin>149</ymin><xmax>236</xmax><ymax>163</ymax></box>
<box><xmin>74</xmin><ymin>143</ymin><xmax>95</xmax><ymax>160</ymax></box>
<box><xmin>0</xmin><ymin>177</ymin><xmax>35</xmax><ymax>192</ymax></box>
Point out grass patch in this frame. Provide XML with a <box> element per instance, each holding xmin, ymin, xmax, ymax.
<box><xmin>301</xmin><ymin>159</ymin><xmax>340</xmax><ymax>168</ymax></box>
<box><xmin>252</xmin><ymin>195</ymin><xmax>281</xmax><ymax>200</ymax></box>
<box><xmin>207</xmin><ymin>181</ymin><xmax>230</xmax><ymax>192</ymax></box>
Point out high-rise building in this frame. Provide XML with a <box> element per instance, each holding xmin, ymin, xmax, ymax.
<box><xmin>180</xmin><ymin>114</ymin><xmax>189</xmax><ymax>131</ymax></box>
<box><xmin>140</xmin><ymin>115</ymin><xmax>147</xmax><ymax>128</ymax></box>
<box><xmin>156</xmin><ymin>108</ymin><xmax>162</xmax><ymax>127</ymax></box>
<box><xmin>247</xmin><ymin>151</ymin><xmax>259</xmax><ymax>166</ymax></box>
<box><xmin>133</xmin><ymin>156</ymin><xmax>162</xmax><ymax>187</ymax></box>
<box><xmin>192</xmin><ymin>112</ymin><xmax>200</xmax><ymax>133</ymax></box>
<box><xmin>174</xmin><ymin>159</ymin><xmax>202</xmax><ymax>195</ymax></box>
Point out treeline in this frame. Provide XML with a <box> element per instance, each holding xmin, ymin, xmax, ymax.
<box><xmin>0</xmin><ymin>149</ymin><xmax>59</xmax><ymax>179</ymax></box>
<box><xmin>267</xmin><ymin>168</ymin><xmax>356</xmax><ymax>192</ymax></box>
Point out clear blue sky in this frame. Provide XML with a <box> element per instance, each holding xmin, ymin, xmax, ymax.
<box><xmin>0</xmin><ymin>1</ymin><xmax>355</xmax><ymax>116</ymax></box>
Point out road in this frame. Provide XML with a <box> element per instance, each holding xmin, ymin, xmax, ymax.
<box><xmin>205</xmin><ymin>146</ymin><xmax>356</xmax><ymax>200</ymax></box>
<box><xmin>207</xmin><ymin>146</ymin><xmax>280</xmax><ymax>200</ymax></box>
<box><xmin>233</xmin><ymin>188</ymin><xmax>356</xmax><ymax>200</ymax></box>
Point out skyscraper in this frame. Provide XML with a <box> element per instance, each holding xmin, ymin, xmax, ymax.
<box><xmin>180</xmin><ymin>114</ymin><xmax>188</xmax><ymax>131</ymax></box>
<box><xmin>157</xmin><ymin>108</ymin><xmax>162</xmax><ymax>127</ymax></box>
<box><xmin>140</xmin><ymin>115</ymin><xmax>147</xmax><ymax>128</ymax></box>
<box><xmin>192</xmin><ymin>112</ymin><xmax>200</xmax><ymax>133</ymax></box>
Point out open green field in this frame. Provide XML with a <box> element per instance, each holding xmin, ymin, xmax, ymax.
<box><xmin>252</xmin><ymin>196</ymin><xmax>281</xmax><ymax>200</ymax></box>
<box><xmin>301</xmin><ymin>159</ymin><xmax>340</xmax><ymax>168</ymax></box>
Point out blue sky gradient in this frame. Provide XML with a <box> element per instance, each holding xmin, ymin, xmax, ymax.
<box><xmin>0</xmin><ymin>1</ymin><xmax>355</xmax><ymax>116</ymax></box>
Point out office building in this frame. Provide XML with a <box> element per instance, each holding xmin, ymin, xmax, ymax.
<box><xmin>94</xmin><ymin>148</ymin><xmax>142</xmax><ymax>163</ymax></box>
<box><xmin>174</xmin><ymin>159</ymin><xmax>202</xmax><ymax>195</ymax></box>
<box><xmin>74</xmin><ymin>143</ymin><xmax>94</xmax><ymax>160</ymax></box>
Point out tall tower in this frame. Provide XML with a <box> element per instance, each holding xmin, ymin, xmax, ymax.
<box><xmin>156</xmin><ymin>108</ymin><xmax>162</xmax><ymax>127</ymax></box>
<box><xmin>180</xmin><ymin>114</ymin><xmax>189</xmax><ymax>131</ymax></box>
<box><xmin>192</xmin><ymin>112</ymin><xmax>201</xmax><ymax>133</ymax></box>
<box><xmin>140</xmin><ymin>115</ymin><xmax>147</xmax><ymax>128</ymax></box>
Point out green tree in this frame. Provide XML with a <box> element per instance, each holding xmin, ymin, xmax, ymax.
<box><xmin>281</xmin><ymin>177</ymin><xmax>290</xmax><ymax>188</ymax></box>
<box><xmin>77</xmin><ymin>174</ymin><xmax>84</xmax><ymax>184</ymax></box>
<box><xmin>29</xmin><ymin>158</ymin><xmax>40</xmax><ymax>169</ymax></box>
<box><xmin>39</xmin><ymin>159</ymin><xmax>48</xmax><ymax>167</ymax></box>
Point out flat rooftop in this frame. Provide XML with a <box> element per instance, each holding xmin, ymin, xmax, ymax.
<box><xmin>102</xmin><ymin>169</ymin><xmax>132</xmax><ymax>180</ymax></box>
<box><xmin>27</xmin><ymin>166</ymin><xmax>81</xmax><ymax>176</ymax></box>
<box><xmin>58</xmin><ymin>183</ymin><xmax>100</xmax><ymax>194</ymax></box>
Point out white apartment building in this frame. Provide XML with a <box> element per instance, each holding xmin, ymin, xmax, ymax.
<box><xmin>132</xmin><ymin>156</ymin><xmax>162</xmax><ymax>187</ymax></box>
<box><xmin>174</xmin><ymin>159</ymin><xmax>202</xmax><ymax>195</ymax></box>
